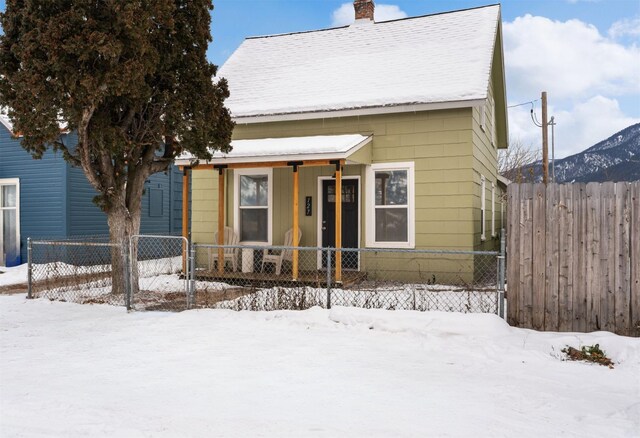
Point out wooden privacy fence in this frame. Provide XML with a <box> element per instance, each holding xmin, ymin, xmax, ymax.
<box><xmin>507</xmin><ymin>182</ymin><xmax>640</xmax><ymax>337</ymax></box>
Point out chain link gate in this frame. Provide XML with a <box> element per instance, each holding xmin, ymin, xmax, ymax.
<box><xmin>129</xmin><ymin>235</ymin><xmax>191</xmax><ymax>311</ymax></box>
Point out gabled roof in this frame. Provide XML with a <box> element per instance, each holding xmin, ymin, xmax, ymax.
<box><xmin>219</xmin><ymin>4</ymin><xmax>501</xmax><ymax>121</ymax></box>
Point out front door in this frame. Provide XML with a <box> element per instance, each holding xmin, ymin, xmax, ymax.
<box><xmin>321</xmin><ymin>179</ymin><xmax>359</xmax><ymax>270</ymax></box>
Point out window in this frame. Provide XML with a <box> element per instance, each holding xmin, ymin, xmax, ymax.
<box><xmin>0</xmin><ymin>179</ymin><xmax>20</xmax><ymax>266</ymax></box>
<box><xmin>491</xmin><ymin>182</ymin><xmax>496</xmax><ymax>237</ymax></box>
<box><xmin>234</xmin><ymin>168</ymin><xmax>272</xmax><ymax>244</ymax></box>
<box><xmin>149</xmin><ymin>188</ymin><xmax>163</xmax><ymax>217</ymax></box>
<box><xmin>480</xmin><ymin>175</ymin><xmax>486</xmax><ymax>241</ymax></box>
<box><xmin>366</xmin><ymin>162</ymin><xmax>414</xmax><ymax>248</ymax></box>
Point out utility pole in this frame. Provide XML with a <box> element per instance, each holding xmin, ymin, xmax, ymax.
<box><xmin>541</xmin><ymin>91</ymin><xmax>549</xmax><ymax>184</ymax></box>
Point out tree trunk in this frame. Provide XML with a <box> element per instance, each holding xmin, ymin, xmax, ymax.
<box><xmin>107</xmin><ymin>205</ymin><xmax>142</xmax><ymax>297</ymax></box>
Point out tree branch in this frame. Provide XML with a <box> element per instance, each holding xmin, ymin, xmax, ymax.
<box><xmin>77</xmin><ymin>106</ymin><xmax>104</xmax><ymax>192</ymax></box>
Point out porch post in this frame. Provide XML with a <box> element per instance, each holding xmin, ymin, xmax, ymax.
<box><xmin>216</xmin><ymin>166</ymin><xmax>225</xmax><ymax>274</ymax></box>
<box><xmin>293</xmin><ymin>166</ymin><xmax>300</xmax><ymax>280</ymax></box>
<box><xmin>333</xmin><ymin>160</ymin><xmax>342</xmax><ymax>283</ymax></box>
<box><xmin>181</xmin><ymin>167</ymin><xmax>190</xmax><ymax>273</ymax></box>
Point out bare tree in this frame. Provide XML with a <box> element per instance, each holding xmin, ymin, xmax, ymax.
<box><xmin>498</xmin><ymin>138</ymin><xmax>541</xmax><ymax>183</ymax></box>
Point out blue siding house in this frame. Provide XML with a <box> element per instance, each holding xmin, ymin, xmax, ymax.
<box><xmin>0</xmin><ymin>117</ymin><xmax>186</xmax><ymax>266</ymax></box>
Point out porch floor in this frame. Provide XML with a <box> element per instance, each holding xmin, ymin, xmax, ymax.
<box><xmin>196</xmin><ymin>269</ymin><xmax>367</xmax><ymax>288</ymax></box>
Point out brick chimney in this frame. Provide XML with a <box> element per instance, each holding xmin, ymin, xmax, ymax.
<box><xmin>354</xmin><ymin>0</ymin><xmax>374</xmax><ymax>21</ymax></box>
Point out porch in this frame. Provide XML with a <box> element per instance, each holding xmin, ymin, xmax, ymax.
<box><xmin>177</xmin><ymin>134</ymin><xmax>373</xmax><ymax>283</ymax></box>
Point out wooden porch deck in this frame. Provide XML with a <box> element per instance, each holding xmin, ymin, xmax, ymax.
<box><xmin>196</xmin><ymin>269</ymin><xmax>367</xmax><ymax>288</ymax></box>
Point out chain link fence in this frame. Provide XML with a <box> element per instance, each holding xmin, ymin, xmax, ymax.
<box><xmin>129</xmin><ymin>235</ymin><xmax>190</xmax><ymax>311</ymax></box>
<box><xmin>28</xmin><ymin>237</ymin><xmax>125</xmax><ymax>306</ymax></box>
<box><xmin>27</xmin><ymin>234</ymin><xmax>506</xmax><ymax>317</ymax></box>
<box><xmin>191</xmin><ymin>243</ymin><xmax>505</xmax><ymax>315</ymax></box>
<box><xmin>192</xmin><ymin>244</ymin><xmax>328</xmax><ymax>311</ymax></box>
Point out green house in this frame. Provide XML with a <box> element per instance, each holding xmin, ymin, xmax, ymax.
<box><xmin>177</xmin><ymin>2</ymin><xmax>509</xmax><ymax>283</ymax></box>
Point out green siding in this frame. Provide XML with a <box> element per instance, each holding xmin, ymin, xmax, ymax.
<box><xmin>192</xmin><ymin>107</ymin><xmax>483</xmax><ymax>252</ymax></box>
<box><xmin>471</xmin><ymin>69</ymin><xmax>506</xmax><ymax>251</ymax></box>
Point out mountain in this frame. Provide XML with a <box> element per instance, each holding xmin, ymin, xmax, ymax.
<box><xmin>509</xmin><ymin>123</ymin><xmax>640</xmax><ymax>183</ymax></box>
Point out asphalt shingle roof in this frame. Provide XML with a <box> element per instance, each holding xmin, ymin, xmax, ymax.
<box><xmin>218</xmin><ymin>4</ymin><xmax>500</xmax><ymax>119</ymax></box>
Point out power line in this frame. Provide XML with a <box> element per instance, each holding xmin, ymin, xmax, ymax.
<box><xmin>507</xmin><ymin>99</ymin><xmax>539</xmax><ymax>109</ymax></box>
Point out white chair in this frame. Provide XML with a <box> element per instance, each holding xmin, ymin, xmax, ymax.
<box><xmin>208</xmin><ymin>227</ymin><xmax>239</xmax><ymax>272</ymax></box>
<box><xmin>261</xmin><ymin>228</ymin><xmax>302</xmax><ymax>275</ymax></box>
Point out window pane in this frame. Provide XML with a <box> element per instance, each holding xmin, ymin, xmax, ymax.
<box><xmin>240</xmin><ymin>175</ymin><xmax>268</xmax><ymax>207</ymax></box>
<box><xmin>3</xmin><ymin>210</ymin><xmax>17</xmax><ymax>254</ymax></box>
<box><xmin>328</xmin><ymin>185</ymin><xmax>356</xmax><ymax>203</ymax></box>
<box><xmin>240</xmin><ymin>208</ymin><xmax>268</xmax><ymax>242</ymax></box>
<box><xmin>375</xmin><ymin>170</ymin><xmax>407</xmax><ymax>205</ymax></box>
<box><xmin>375</xmin><ymin>208</ymin><xmax>408</xmax><ymax>242</ymax></box>
<box><xmin>1</xmin><ymin>185</ymin><xmax>16</xmax><ymax>208</ymax></box>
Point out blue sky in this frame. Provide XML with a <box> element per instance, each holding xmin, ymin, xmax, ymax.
<box><xmin>208</xmin><ymin>0</ymin><xmax>639</xmax><ymax>66</ymax></box>
<box><xmin>1</xmin><ymin>0</ymin><xmax>639</xmax><ymax>157</ymax></box>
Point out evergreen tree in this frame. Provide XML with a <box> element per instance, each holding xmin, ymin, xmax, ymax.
<box><xmin>0</xmin><ymin>0</ymin><xmax>234</xmax><ymax>294</ymax></box>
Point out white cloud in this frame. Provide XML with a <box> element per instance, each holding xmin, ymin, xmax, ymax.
<box><xmin>503</xmin><ymin>15</ymin><xmax>640</xmax><ymax>100</ymax></box>
<box><xmin>331</xmin><ymin>3</ymin><xmax>407</xmax><ymax>27</ymax></box>
<box><xmin>609</xmin><ymin>16</ymin><xmax>640</xmax><ymax>39</ymax></box>
<box><xmin>504</xmin><ymin>14</ymin><xmax>640</xmax><ymax>157</ymax></box>
<box><xmin>509</xmin><ymin>96</ymin><xmax>640</xmax><ymax>158</ymax></box>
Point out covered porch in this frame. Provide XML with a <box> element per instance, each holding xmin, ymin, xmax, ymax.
<box><xmin>177</xmin><ymin>134</ymin><xmax>373</xmax><ymax>284</ymax></box>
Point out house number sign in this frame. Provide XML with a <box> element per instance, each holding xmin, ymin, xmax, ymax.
<box><xmin>305</xmin><ymin>196</ymin><xmax>312</xmax><ymax>216</ymax></box>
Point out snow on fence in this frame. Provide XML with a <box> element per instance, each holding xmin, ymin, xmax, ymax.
<box><xmin>27</xmin><ymin>237</ymin><xmax>505</xmax><ymax>316</ymax></box>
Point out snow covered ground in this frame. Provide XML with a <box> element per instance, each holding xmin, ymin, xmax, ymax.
<box><xmin>0</xmin><ymin>256</ymin><xmax>183</xmax><ymax>290</ymax></box>
<box><xmin>0</xmin><ymin>264</ymin><xmax>27</xmax><ymax>288</ymax></box>
<box><xmin>210</xmin><ymin>283</ymin><xmax>498</xmax><ymax>313</ymax></box>
<box><xmin>1</xmin><ymin>295</ymin><xmax>639</xmax><ymax>437</ymax></box>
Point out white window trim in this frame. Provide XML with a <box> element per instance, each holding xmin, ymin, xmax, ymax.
<box><xmin>366</xmin><ymin>162</ymin><xmax>415</xmax><ymax>249</ymax></box>
<box><xmin>491</xmin><ymin>182</ymin><xmax>496</xmax><ymax>237</ymax></box>
<box><xmin>491</xmin><ymin>99</ymin><xmax>497</xmax><ymax>147</ymax></box>
<box><xmin>480</xmin><ymin>175</ymin><xmax>486</xmax><ymax>242</ymax></box>
<box><xmin>0</xmin><ymin>178</ymin><xmax>20</xmax><ymax>267</ymax></box>
<box><xmin>233</xmin><ymin>168</ymin><xmax>273</xmax><ymax>245</ymax></box>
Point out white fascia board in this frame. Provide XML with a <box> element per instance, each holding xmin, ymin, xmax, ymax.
<box><xmin>232</xmin><ymin>99</ymin><xmax>486</xmax><ymax>124</ymax></box>
<box><xmin>176</xmin><ymin>135</ymin><xmax>372</xmax><ymax>167</ymax></box>
<box><xmin>0</xmin><ymin>117</ymin><xmax>12</xmax><ymax>133</ymax></box>
<box><xmin>497</xmin><ymin>174</ymin><xmax>510</xmax><ymax>187</ymax></box>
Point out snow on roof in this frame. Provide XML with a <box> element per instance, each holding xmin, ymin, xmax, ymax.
<box><xmin>0</xmin><ymin>107</ymin><xmax>13</xmax><ymax>132</ymax></box>
<box><xmin>219</xmin><ymin>5</ymin><xmax>500</xmax><ymax>119</ymax></box>
<box><xmin>176</xmin><ymin>134</ymin><xmax>372</xmax><ymax>165</ymax></box>
<box><xmin>0</xmin><ymin>106</ymin><xmax>69</xmax><ymax>135</ymax></box>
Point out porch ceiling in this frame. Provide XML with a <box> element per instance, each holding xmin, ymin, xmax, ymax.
<box><xmin>175</xmin><ymin>134</ymin><xmax>372</xmax><ymax>167</ymax></box>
